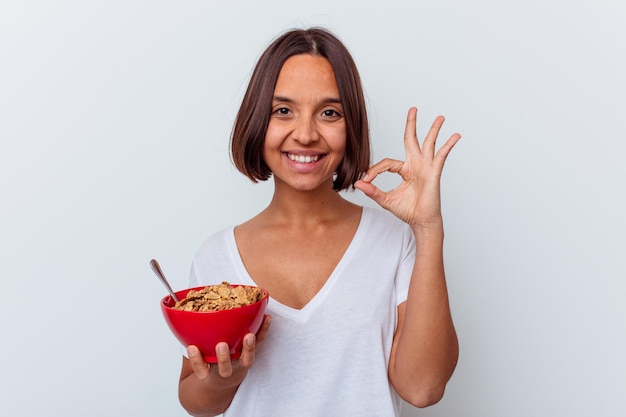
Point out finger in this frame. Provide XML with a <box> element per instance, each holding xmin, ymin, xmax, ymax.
<box><xmin>255</xmin><ymin>315</ymin><xmax>272</xmax><ymax>344</ymax></box>
<box><xmin>187</xmin><ymin>345</ymin><xmax>210</xmax><ymax>380</ymax></box>
<box><xmin>354</xmin><ymin>179</ymin><xmax>387</xmax><ymax>207</ymax></box>
<box><xmin>422</xmin><ymin>116</ymin><xmax>446</xmax><ymax>158</ymax></box>
<box><xmin>360</xmin><ymin>158</ymin><xmax>405</xmax><ymax>183</ymax></box>
<box><xmin>403</xmin><ymin>107</ymin><xmax>421</xmax><ymax>155</ymax></box>
<box><xmin>215</xmin><ymin>342</ymin><xmax>233</xmax><ymax>378</ymax></box>
<box><xmin>238</xmin><ymin>334</ymin><xmax>256</xmax><ymax>368</ymax></box>
<box><xmin>434</xmin><ymin>133</ymin><xmax>462</xmax><ymax>168</ymax></box>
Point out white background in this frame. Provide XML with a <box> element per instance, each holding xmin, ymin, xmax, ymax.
<box><xmin>1</xmin><ymin>1</ymin><xmax>625</xmax><ymax>416</ymax></box>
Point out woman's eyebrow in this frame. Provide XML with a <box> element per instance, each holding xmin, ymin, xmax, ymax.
<box><xmin>272</xmin><ymin>95</ymin><xmax>294</xmax><ymax>103</ymax></box>
<box><xmin>272</xmin><ymin>95</ymin><xmax>342</xmax><ymax>104</ymax></box>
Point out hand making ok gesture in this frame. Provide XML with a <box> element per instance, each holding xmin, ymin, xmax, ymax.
<box><xmin>355</xmin><ymin>107</ymin><xmax>461</xmax><ymax>230</ymax></box>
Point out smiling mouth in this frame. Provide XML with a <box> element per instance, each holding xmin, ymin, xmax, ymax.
<box><xmin>286</xmin><ymin>153</ymin><xmax>322</xmax><ymax>163</ymax></box>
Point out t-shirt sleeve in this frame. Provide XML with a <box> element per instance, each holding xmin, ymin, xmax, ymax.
<box><xmin>395</xmin><ymin>225</ymin><xmax>416</xmax><ymax>306</ymax></box>
<box><xmin>189</xmin><ymin>261</ymin><xmax>200</xmax><ymax>288</ymax></box>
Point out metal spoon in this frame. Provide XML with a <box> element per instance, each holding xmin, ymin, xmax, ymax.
<box><xmin>150</xmin><ymin>259</ymin><xmax>179</xmax><ymax>303</ymax></box>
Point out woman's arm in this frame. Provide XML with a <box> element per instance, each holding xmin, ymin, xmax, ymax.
<box><xmin>355</xmin><ymin>107</ymin><xmax>461</xmax><ymax>406</ymax></box>
<box><xmin>388</xmin><ymin>225</ymin><xmax>458</xmax><ymax>407</ymax></box>
<box><xmin>179</xmin><ymin>352</ymin><xmax>237</xmax><ymax>417</ymax></box>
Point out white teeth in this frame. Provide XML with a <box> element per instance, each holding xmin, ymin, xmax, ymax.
<box><xmin>287</xmin><ymin>154</ymin><xmax>320</xmax><ymax>163</ymax></box>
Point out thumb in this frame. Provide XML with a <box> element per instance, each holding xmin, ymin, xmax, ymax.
<box><xmin>354</xmin><ymin>180</ymin><xmax>386</xmax><ymax>207</ymax></box>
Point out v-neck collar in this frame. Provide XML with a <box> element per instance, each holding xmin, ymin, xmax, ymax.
<box><xmin>225</xmin><ymin>207</ymin><xmax>371</xmax><ymax>323</ymax></box>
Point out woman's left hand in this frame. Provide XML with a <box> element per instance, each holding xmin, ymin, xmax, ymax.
<box><xmin>355</xmin><ymin>107</ymin><xmax>461</xmax><ymax>230</ymax></box>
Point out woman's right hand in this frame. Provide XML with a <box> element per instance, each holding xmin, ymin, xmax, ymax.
<box><xmin>189</xmin><ymin>314</ymin><xmax>272</xmax><ymax>383</ymax></box>
<box><xmin>179</xmin><ymin>315</ymin><xmax>272</xmax><ymax>416</ymax></box>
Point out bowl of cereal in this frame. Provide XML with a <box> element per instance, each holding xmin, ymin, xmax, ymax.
<box><xmin>161</xmin><ymin>282</ymin><xmax>269</xmax><ymax>363</ymax></box>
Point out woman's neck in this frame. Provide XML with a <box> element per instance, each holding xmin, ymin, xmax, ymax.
<box><xmin>255</xmin><ymin>181</ymin><xmax>360</xmax><ymax>228</ymax></box>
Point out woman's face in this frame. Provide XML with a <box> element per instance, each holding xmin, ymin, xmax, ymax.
<box><xmin>263</xmin><ymin>54</ymin><xmax>346</xmax><ymax>192</ymax></box>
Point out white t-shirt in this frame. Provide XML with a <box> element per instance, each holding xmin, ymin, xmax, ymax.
<box><xmin>188</xmin><ymin>206</ymin><xmax>415</xmax><ymax>417</ymax></box>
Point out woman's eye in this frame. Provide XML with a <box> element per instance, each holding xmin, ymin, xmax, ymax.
<box><xmin>322</xmin><ymin>109</ymin><xmax>342</xmax><ymax>117</ymax></box>
<box><xmin>273</xmin><ymin>107</ymin><xmax>290</xmax><ymax>115</ymax></box>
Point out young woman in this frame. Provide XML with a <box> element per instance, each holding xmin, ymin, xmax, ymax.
<box><xmin>178</xmin><ymin>27</ymin><xmax>460</xmax><ymax>417</ymax></box>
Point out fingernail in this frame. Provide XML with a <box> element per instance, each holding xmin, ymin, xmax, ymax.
<box><xmin>246</xmin><ymin>336</ymin><xmax>255</xmax><ymax>347</ymax></box>
<box><xmin>187</xmin><ymin>346</ymin><xmax>197</xmax><ymax>357</ymax></box>
<box><xmin>217</xmin><ymin>344</ymin><xmax>228</xmax><ymax>355</ymax></box>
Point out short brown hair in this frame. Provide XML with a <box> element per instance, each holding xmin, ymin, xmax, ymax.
<box><xmin>230</xmin><ymin>27</ymin><xmax>370</xmax><ymax>191</ymax></box>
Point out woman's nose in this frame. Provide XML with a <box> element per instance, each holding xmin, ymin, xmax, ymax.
<box><xmin>292</xmin><ymin>116</ymin><xmax>319</xmax><ymax>144</ymax></box>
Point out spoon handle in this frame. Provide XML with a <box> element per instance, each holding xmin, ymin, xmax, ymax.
<box><xmin>150</xmin><ymin>259</ymin><xmax>180</xmax><ymax>303</ymax></box>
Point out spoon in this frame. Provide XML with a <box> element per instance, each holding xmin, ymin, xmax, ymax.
<box><xmin>150</xmin><ymin>259</ymin><xmax>179</xmax><ymax>303</ymax></box>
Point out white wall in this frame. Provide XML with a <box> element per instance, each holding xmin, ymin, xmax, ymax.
<box><xmin>1</xmin><ymin>1</ymin><xmax>624</xmax><ymax>416</ymax></box>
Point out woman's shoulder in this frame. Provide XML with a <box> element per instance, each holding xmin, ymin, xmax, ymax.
<box><xmin>190</xmin><ymin>226</ymin><xmax>238</xmax><ymax>284</ymax></box>
<box><xmin>194</xmin><ymin>226</ymin><xmax>235</xmax><ymax>256</ymax></box>
<box><xmin>360</xmin><ymin>206</ymin><xmax>414</xmax><ymax>246</ymax></box>
<box><xmin>362</xmin><ymin>205</ymin><xmax>409</xmax><ymax>229</ymax></box>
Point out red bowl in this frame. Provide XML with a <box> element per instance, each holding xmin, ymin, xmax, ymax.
<box><xmin>161</xmin><ymin>285</ymin><xmax>269</xmax><ymax>363</ymax></box>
